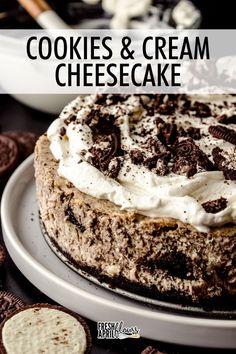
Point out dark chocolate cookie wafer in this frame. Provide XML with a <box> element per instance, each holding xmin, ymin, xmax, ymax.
<box><xmin>202</xmin><ymin>197</ymin><xmax>228</xmax><ymax>214</ymax></box>
<box><xmin>0</xmin><ymin>135</ymin><xmax>19</xmax><ymax>179</ymax></box>
<box><xmin>3</xmin><ymin>131</ymin><xmax>39</xmax><ymax>160</ymax></box>
<box><xmin>209</xmin><ymin>125</ymin><xmax>236</xmax><ymax>145</ymax></box>
<box><xmin>0</xmin><ymin>292</ymin><xmax>25</xmax><ymax>323</ymax></box>
<box><xmin>212</xmin><ymin>147</ymin><xmax>236</xmax><ymax>180</ymax></box>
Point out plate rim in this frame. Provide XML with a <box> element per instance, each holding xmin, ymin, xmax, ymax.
<box><xmin>1</xmin><ymin>155</ymin><xmax>236</xmax><ymax>329</ymax></box>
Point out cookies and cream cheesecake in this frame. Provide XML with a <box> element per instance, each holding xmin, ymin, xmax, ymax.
<box><xmin>35</xmin><ymin>94</ymin><xmax>236</xmax><ymax>305</ymax></box>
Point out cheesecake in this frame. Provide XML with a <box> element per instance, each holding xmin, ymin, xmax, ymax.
<box><xmin>35</xmin><ymin>94</ymin><xmax>236</xmax><ymax>306</ymax></box>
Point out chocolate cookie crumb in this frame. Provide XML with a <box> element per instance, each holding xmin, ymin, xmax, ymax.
<box><xmin>59</xmin><ymin>127</ymin><xmax>66</xmax><ymax>137</ymax></box>
<box><xmin>107</xmin><ymin>157</ymin><xmax>123</xmax><ymax>179</ymax></box>
<box><xmin>192</xmin><ymin>101</ymin><xmax>211</xmax><ymax>118</ymax></box>
<box><xmin>172</xmin><ymin>138</ymin><xmax>214</xmax><ymax>177</ymax></box>
<box><xmin>157</xmin><ymin>102</ymin><xmax>176</xmax><ymax>115</ymax></box>
<box><xmin>64</xmin><ymin>114</ymin><xmax>76</xmax><ymax>125</ymax></box>
<box><xmin>202</xmin><ymin>197</ymin><xmax>228</xmax><ymax>214</ymax></box>
<box><xmin>216</xmin><ymin>114</ymin><xmax>236</xmax><ymax>125</ymax></box>
<box><xmin>209</xmin><ymin>125</ymin><xmax>236</xmax><ymax>145</ymax></box>
<box><xmin>186</xmin><ymin>127</ymin><xmax>201</xmax><ymax>140</ymax></box>
<box><xmin>212</xmin><ymin>147</ymin><xmax>236</xmax><ymax>180</ymax></box>
<box><xmin>156</xmin><ymin>120</ymin><xmax>177</xmax><ymax>146</ymax></box>
<box><xmin>95</xmin><ymin>94</ymin><xmax>128</xmax><ymax>106</ymax></box>
<box><xmin>130</xmin><ymin>149</ymin><xmax>144</xmax><ymax>165</ymax></box>
<box><xmin>144</xmin><ymin>153</ymin><xmax>170</xmax><ymax>176</ymax></box>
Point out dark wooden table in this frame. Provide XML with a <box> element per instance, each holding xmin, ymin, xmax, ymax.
<box><xmin>0</xmin><ymin>94</ymin><xmax>235</xmax><ymax>354</ymax></box>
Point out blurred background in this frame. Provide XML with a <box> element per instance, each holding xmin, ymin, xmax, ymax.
<box><xmin>0</xmin><ymin>0</ymin><xmax>235</xmax><ymax>30</ymax></box>
<box><xmin>1</xmin><ymin>0</ymin><xmax>234</xmax><ymax>114</ymax></box>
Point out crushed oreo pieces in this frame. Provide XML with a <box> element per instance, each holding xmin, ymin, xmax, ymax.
<box><xmin>148</xmin><ymin>94</ymin><xmax>165</xmax><ymax>115</ymax></box>
<box><xmin>191</xmin><ymin>101</ymin><xmax>211</xmax><ymax>118</ymax></box>
<box><xmin>209</xmin><ymin>125</ymin><xmax>236</xmax><ymax>145</ymax></box>
<box><xmin>88</xmin><ymin>130</ymin><xmax>124</xmax><ymax>178</ymax></box>
<box><xmin>59</xmin><ymin>127</ymin><xmax>66</xmax><ymax>137</ymax></box>
<box><xmin>84</xmin><ymin>109</ymin><xmax>116</xmax><ymax>136</ymax></box>
<box><xmin>144</xmin><ymin>153</ymin><xmax>170</xmax><ymax>176</ymax></box>
<box><xmin>64</xmin><ymin>113</ymin><xmax>76</xmax><ymax>125</ymax></box>
<box><xmin>156</xmin><ymin>118</ymin><xmax>177</xmax><ymax>146</ymax></box>
<box><xmin>130</xmin><ymin>149</ymin><xmax>144</xmax><ymax>165</ymax></box>
<box><xmin>172</xmin><ymin>138</ymin><xmax>214</xmax><ymax>177</ymax></box>
<box><xmin>202</xmin><ymin>197</ymin><xmax>228</xmax><ymax>214</ymax></box>
<box><xmin>107</xmin><ymin>157</ymin><xmax>124</xmax><ymax>179</ymax></box>
<box><xmin>186</xmin><ymin>126</ymin><xmax>201</xmax><ymax>140</ymax></box>
<box><xmin>95</xmin><ymin>94</ymin><xmax>128</xmax><ymax>106</ymax></box>
<box><xmin>148</xmin><ymin>136</ymin><xmax>169</xmax><ymax>155</ymax></box>
<box><xmin>212</xmin><ymin>147</ymin><xmax>236</xmax><ymax>180</ymax></box>
<box><xmin>157</xmin><ymin>101</ymin><xmax>177</xmax><ymax>115</ymax></box>
<box><xmin>216</xmin><ymin>114</ymin><xmax>236</xmax><ymax>125</ymax></box>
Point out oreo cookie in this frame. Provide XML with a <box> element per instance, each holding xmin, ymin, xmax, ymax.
<box><xmin>202</xmin><ymin>197</ymin><xmax>228</xmax><ymax>214</ymax></box>
<box><xmin>0</xmin><ymin>304</ymin><xmax>92</xmax><ymax>354</ymax></box>
<box><xmin>212</xmin><ymin>147</ymin><xmax>236</xmax><ymax>180</ymax></box>
<box><xmin>209</xmin><ymin>125</ymin><xmax>236</xmax><ymax>145</ymax></box>
<box><xmin>172</xmin><ymin>138</ymin><xmax>214</xmax><ymax>177</ymax></box>
<box><xmin>3</xmin><ymin>131</ymin><xmax>38</xmax><ymax>160</ymax></box>
<box><xmin>0</xmin><ymin>135</ymin><xmax>19</xmax><ymax>181</ymax></box>
<box><xmin>0</xmin><ymin>292</ymin><xmax>25</xmax><ymax>323</ymax></box>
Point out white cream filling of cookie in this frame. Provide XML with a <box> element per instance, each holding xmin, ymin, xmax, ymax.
<box><xmin>48</xmin><ymin>94</ymin><xmax>236</xmax><ymax>233</ymax></box>
<box><xmin>2</xmin><ymin>308</ymin><xmax>87</xmax><ymax>354</ymax></box>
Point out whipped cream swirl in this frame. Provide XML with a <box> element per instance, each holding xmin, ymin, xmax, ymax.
<box><xmin>82</xmin><ymin>0</ymin><xmax>152</xmax><ymax>29</ymax></box>
<box><xmin>48</xmin><ymin>94</ymin><xmax>236</xmax><ymax>233</ymax></box>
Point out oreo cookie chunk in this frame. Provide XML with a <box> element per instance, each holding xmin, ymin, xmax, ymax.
<box><xmin>0</xmin><ymin>304</ymin><xmax>92</xmax><ymax>354</ymax></box>
<box><xmin>0</xmin><ymin>292</ymin><xmax>25</xmax><ymax>324</ymax></box>
<box><xmin>202</xmin><ymin>197</ymin><xmax>228</xmax><ymax>214</ymax></box>
<box><xmin>0</xmin><ymin>135</ymin><xmax>19</xmax><ymax>183</ymax></box>
<box><xmin>212</xmin><ymin>147</ymin><xmax>236</xmax><ymax>180</ymax></box>
<box><xmin>3</xmin><ymin>131</ymin><xmax>38</xmax><ymax>160</ymax></box>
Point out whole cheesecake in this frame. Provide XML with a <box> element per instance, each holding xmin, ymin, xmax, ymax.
<box><xmin>35</xmin><ymin>94</ymin><xmax>236</xmax><ymax>306</ymax></box>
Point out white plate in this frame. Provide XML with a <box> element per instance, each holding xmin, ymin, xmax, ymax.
<box><xmin>1</xmin><ymin>156</ymin><xmax>236</xmax><ymax>348</ymax></box>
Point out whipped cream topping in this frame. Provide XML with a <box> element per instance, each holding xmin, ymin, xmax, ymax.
<box><xmin>82</xmin><ymin>0</ymin><xmax>200</xmax><ymax>29</ymax></box>
<box><xmin>171</xmin><ymin>0</ymin><xmax>201</xmax><ymax>29</ymax></box>
<box><xmin>2</xmin><ymin>307</ymin><xmax>87</xmax><ymax>354</ymax></box>
<box><xmin>82</xmin><ymin>0</ymin><xmax>153</xmax><ymax>29</ymax></box>
<box><xmin>48</xmin><ymin>94</ymin><xmax>236</xmax><ymax>233</ymax></box>
<box><xmin>102</xmin><ymin>0</ymin><xmax>151</xmax><ymax>29</ymax></box>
